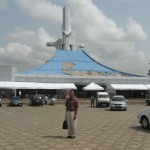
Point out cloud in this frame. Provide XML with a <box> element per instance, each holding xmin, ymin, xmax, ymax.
<box><xmin>0</xmin><ymin>27</ymin><xmax>56</xmax><ymax>71</ymax></box>
<box><xmin>70</xmin><ymin>0</ymin><xmax>147</xmax><ymax>42</ymax></box>
<box><xmin>0</xmin><ymin>0</ymin><xmax>9</xmax><ymax>12</ymax></box>
<box><xmin>1</xmin><ymin>0</ymin><xmax>149</xmax><ymax>76</ymax></box>
<box><xmin>9</xmin><ymin>27</ymin><xmax>53</xmax><ymax>48</ymax></box>
<box><xmin>125</xmin><ymin>17</ymin><xmax>147</xmax><ymax>41</ymax></box>
<box><xmin>68</xmin><ymin>0</ymin><xmax>148</xmax><ymax>75</ymax></box>
<box><xmin>15</xmin><ymin>0</ymin><xmax>62</xmax><ymax>23</ymax></box>
<box><xmin>70</xmin><ymin>0</ymin><xmax>125</xmax><ymax>41</ymax></box>
<box><xmin>0</xmin><ymin>42</ymin><xmax>31</xmax><ymax>67</ymax></box>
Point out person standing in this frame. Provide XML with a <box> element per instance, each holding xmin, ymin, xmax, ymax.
<box><xmin>65</xmin><ymin>90</ymin><xmax>79</xmax><ymax>139</ymax></box>
<box><xmin>19</xmin><ymin>90</ymin><xmax>22</xmax><ymax>98</ymax></box>
<box><xmin>1</xmin><ymin>90</ymin><xmax>5</xmax><ymax>98</ymax></box>
<box><xmin>91</xmin><ymin>96</ymin><xmax>95</xmax><ymax>107</ymax></box>
<box><xmin>44</xmin><ymin>95</ymin><xmax>48</xmax><ymax>105</ymax></box>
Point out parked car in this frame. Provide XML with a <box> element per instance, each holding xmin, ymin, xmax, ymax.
<box><xmin>96</xmin><ymin>92</ymin><xmax>110</xmax><ymax>107</ymax></box>
<box><xmin>109</xmin><ymin>95</ymin><xmax>127</xmax><ymax>111</ymax></box>
<box><xmin>137</xmin><ymin>108</ymin><xmax>150</xmax><ymax>129</ymax></box>
<box><xmin>9</xmin><ymin>96</ymin><xmax>23</xmax><ymax>106</ymax></box>
<box><xmin>146</xmin><ymin>99</ymin><xmax>150</xmax><ymax>106</ymax></box>
<box><xmin>30</xmin><ymin>95</ymin><xmax>43</xmax><ymax>106</ymax></box>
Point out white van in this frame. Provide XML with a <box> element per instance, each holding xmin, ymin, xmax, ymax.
<box><xmin>96</xmin><ymin>92</ymin><xmax>110</xmax><ymax>107</ymax></box>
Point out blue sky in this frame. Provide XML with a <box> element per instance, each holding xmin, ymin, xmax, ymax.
<box><xmin>0</xmin><ymin>0</ymin><xmax>150</xmax><ymax>76</ymax></box>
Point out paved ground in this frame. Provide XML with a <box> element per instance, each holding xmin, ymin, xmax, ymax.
<box><xmin>0</xmin><ymin>101</ymin><xmax>150</xmax><ymax>150</ymax></box>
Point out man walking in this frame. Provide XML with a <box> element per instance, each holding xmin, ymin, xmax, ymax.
<box><xmin>65</xmin><ymin>90</ymin><xmax>79</xmax><ymax>139</ymax></box>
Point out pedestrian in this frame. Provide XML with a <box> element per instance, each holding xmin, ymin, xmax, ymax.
<box><xmin>1</xmin><ymin>90</ymin><xmax>5</xmax><ymax>98</ymax></box>
<box><xmin>65</xmin><ymin>90</ymin><xmax>79</xmax><ymax>139</ymax></box>
<box><xmin>19</xmin><ymin>90</ymin><xmax>22</xmax><ymax>98</ymax></box>
<box><xmin>91</xmin><ymin>96</ymin><xmax>95</xmax><ymax>107</ymax></box>
<box><xmin>44</xmin><ymin>95</ymin><xmax>48</xmax><ymax>105</ymax></box>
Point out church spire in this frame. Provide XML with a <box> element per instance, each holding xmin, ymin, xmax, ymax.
<box><xmin>46</xmin><ymin>6</ymin><xmax>76</xmax><ymax>50</ymax></box>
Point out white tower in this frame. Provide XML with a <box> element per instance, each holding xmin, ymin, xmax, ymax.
<box><xmin>47</xmin><ymin>6</ymin><xmax>75</xmax><ymax>50</ymax></box>
<box><xmin>62</xmin><ymin>6</ymin><xmax>75</xmax><ymax>50</ymax></box>
<box><xmin>46</xmin><ymin>6</ymin><xmax>84</xmax><ymax>50</ymax></box>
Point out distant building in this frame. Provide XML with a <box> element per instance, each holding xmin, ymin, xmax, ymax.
<box><xmin>1</xmin><ymin>6</ymin><xmax>150</xmax><ymax>99</ymax></box>
<box><xmin>0</xmin><ymin>66</ymin><xmax>17</xmax><ymax>81</ymax></box>
<box><xmin>14</xmin><ymin>6</ymin><xmax>150</xmax><ymax>98</ymax></box>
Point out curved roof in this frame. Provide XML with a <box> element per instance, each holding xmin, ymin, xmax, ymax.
<box><xmin>18</xmin><ymin>50</ymin><xmax>140</xmax><ymax>77</ymax></box>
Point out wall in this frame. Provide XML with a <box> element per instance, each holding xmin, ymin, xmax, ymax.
<box><xmin>0</xmin><ymin>66</ymin><xmax>17</xmax><ymax>81</ymax></box>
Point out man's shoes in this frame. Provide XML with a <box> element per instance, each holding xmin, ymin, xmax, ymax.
<box><xmin>67</xmin><ymin>136</ymin><xmax>75</xmax><ymax>139</ymax></box>
<box><xmin>70</xmin><ymin>136</ymin><xmax>75</xmax><ymax>139</ymax></box>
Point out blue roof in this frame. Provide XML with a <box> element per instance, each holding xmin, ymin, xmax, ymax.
<box><xmin>18</xmin><ymin>50</ymin><xmax>141</xmax><ymax>77</ymax></box>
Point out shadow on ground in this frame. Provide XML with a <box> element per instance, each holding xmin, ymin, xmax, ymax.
<box><xmin>42</xmin><ymin>135</ymin><xmax>66</xmax><ymax>139</ymax></box>
<box><xmin>130</xmin><ymin>125</ymin><xmax>150</xmax><ymax>133</ymax></box>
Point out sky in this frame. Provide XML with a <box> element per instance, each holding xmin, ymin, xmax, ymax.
<box><xmin>0</xmin><ymin>0</ymin><xmax>150</xmax><ymax>76</ymax></box>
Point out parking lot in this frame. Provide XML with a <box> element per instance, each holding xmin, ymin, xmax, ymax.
<box><xmin>0</xmin><ymin>101</ymin><xmax>150</xmax><ymax>150</ymax></box>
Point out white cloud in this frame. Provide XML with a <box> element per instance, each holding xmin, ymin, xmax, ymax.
<box><xmin>0</xmin><ymin>27</ymin><xmax>56</xmax><ymax>71</ymax></box>
<box><xmin>136</xmin><ymin>51</ymin><xmax>146</xmax><ymax>63</ymax></box>
<box><xmin>15</xmin><ymin>0</ymin><xmax>62</xmax><ymax>23</ymax></box>
<box><xmin>125</xmin><ymin>17</ymin><xmax>147</xmax><ymax>41</ymax></box>
<box><xmin>9</xmin><ymin>27</ymin><xmax>53</xmax><ymax>49</ymax></box>
<box><xmin>70</xmin><ymin>0</ymin><xmax>125</xmax><ymax>41</ymax></box>
<box><xmin>5</xmin><ymin>42</ymin><xmax>31</xmax><ymax>56</ymax></box>
<box><xmin>0</xmin><ymin>43</ymin><xmax>31</xmax><ymax>67</ymax></box>
<box><xmin>68</xmin><ymin>0</ymin><xmax>148</xmax><ymax>75</ymax></box>
<box><xmin>1</xmin><ymin>0</ymin><xmax>149</xmax><ymax>76</ymax></box>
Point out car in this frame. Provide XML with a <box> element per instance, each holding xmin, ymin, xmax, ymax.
<box><xmin>9</xmin><ymin>96</ymin><xmax>23</xmax><ymax>106</ymax></box>
<box><xmin>109</xmin><ymin>95</ymin><xmax>127</xmax><ymax>111</ymax></box>
<box><xmin>137</xmin><ymin>108</ymin><xmax>150</xmax><ymax>129</ymax></box>
<box><xmin>30</xmin><ymin>95</ymin><xmax>43</xmax><ymax>106</ymax></box>
<box><xmin>96</xmin><ymin>92</ymin><xmax>110</xmax><ymax>107</ymax></box>
<box><xmin>146</xmin><ymin>99</ymin><xmax>150</xmax><ymax>106</ymax></box>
